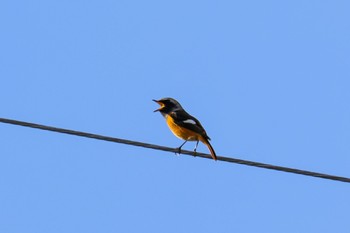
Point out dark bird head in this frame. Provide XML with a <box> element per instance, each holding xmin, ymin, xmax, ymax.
<box><xmin>153</xmin><ymin>97</ymin><xmax>183</xmax><ymax>114</ymax></box>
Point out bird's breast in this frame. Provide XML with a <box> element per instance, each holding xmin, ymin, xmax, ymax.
<box><xmin>165</xmin><ymin>115</ymin><xmax>198</xmax><ymax>141</ymax></box>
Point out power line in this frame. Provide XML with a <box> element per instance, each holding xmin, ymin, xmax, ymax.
<box><xmin>0</xmin><ymin>117</ymin><xmax>349</xmax><ymax>184</ymax></box>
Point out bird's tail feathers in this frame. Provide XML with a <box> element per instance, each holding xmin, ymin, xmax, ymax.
<box><xmin>201</xmin><ymin>137</ymin><xmax>217</xmax><ymax>161</ymax></box>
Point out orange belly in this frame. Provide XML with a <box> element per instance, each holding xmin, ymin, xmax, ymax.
<box><xmin>166</xmin><ymin>115</ymin><xmax>199</xmax><ymax>141</ymax></box>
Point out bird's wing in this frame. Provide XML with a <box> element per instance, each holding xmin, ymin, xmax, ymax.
<box><xmin>169</xmin><ymin>111</ymin><xmax>210</xmax><ymax>140</ymax></box>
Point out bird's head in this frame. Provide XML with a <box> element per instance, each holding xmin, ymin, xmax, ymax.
<box><xmin>153</xmin><ymin>97</ymin><xmax>183</xmax><ymax>113</ymax></box>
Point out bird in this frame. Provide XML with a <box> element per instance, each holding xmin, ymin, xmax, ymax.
<box><xmin>153</xmin><ymin>97</ymin><xmax>217</xmax><ymax>160</ymax></box>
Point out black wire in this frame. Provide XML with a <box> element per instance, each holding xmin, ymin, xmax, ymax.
<box><xmin>1</xmin><ymin>117</ymin><xmax>349</xmax><ymax>183</ymax></box>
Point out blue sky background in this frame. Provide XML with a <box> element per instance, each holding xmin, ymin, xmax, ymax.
<box><xmin>1</xmin><ymin>1</ymin><xmax>350</xmax><ymax>232</ymax></box>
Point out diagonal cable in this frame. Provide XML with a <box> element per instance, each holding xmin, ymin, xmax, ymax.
<box><xmin>0</xmin><ymin>117</ymin><xmax>349</xmax><ymax>183</ymax></box>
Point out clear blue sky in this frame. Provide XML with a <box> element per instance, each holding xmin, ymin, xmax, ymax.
<box><xmin>1</xmin><ymin>1</ymin><xmax>349</xmax><ymax>232</ymax></box>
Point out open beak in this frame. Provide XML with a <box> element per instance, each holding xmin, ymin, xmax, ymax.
<box><xmin>153</xmin><ymin>99</ymin><xmax>162</xmax><ymax>112</ymax></box>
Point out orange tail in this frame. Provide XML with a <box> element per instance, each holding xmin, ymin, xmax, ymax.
<box><xmin>201</xmin><ymin>137</ymin><xmax>217</xmax><ymax>161</ymax></box>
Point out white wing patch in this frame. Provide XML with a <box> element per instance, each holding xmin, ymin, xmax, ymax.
<box><xmin>183</xmin><ymin>119</ymin><xmax>196</xmax><ymax>125</ymax></box>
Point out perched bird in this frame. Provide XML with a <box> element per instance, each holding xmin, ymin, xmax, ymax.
<box><xmin>153</xmin><ymin>97</ymin><xmax>217</xmax><ymax>160</ymax></box>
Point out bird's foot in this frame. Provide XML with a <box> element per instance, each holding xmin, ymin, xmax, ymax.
<box><xmin>193</xmin><ymin>149</ymin><xmax>197</xmax><ymax>157</ymax></box>
<box><xmin>175</xmin><ymin>147</ymin><xmax>182</xmax><ymax>155</ymax></box>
